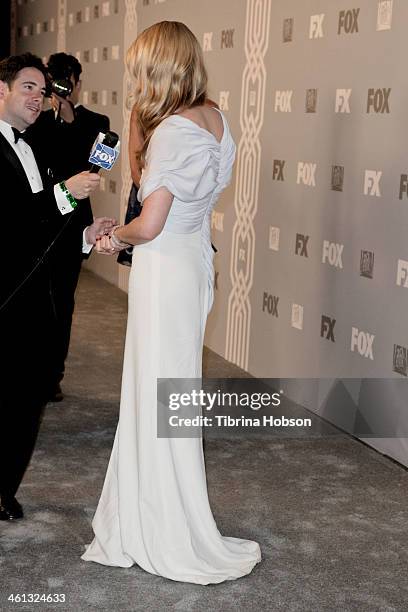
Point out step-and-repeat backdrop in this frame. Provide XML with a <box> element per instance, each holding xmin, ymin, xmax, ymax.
<box><xmin>14</xmin><ymin>0</ymin><xmax>408</xmax><ymax>466</ymax></box>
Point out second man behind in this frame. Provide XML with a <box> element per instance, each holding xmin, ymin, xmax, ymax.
<box><xmin>28</xmin><ymin>53</ymin><xmax>110</xmax><ymax>401</ymax></box>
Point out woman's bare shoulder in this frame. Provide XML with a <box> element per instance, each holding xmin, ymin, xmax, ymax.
<box><xmin>177</xmin><ymin>105</ymin><xmax>224</xmax><ymax>142</ymax></box>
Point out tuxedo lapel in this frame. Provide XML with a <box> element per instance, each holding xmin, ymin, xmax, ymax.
<box><xmin>0</xmin><ymin>132</ymin><xmax>32</xmax><ymax>192</ymax></box>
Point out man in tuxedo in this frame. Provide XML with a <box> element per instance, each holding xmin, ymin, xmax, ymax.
<box><xmin>0</xmin><ymin>52</ymin><xmax>115</xmax><ymax>521</ymax></box>
<box><xmin>28</xmin><ymin>53</ymin><xmax>110</xmax><ymax>401</ymax></box>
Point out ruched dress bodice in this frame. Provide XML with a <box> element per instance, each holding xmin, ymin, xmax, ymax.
<box><xmin>137</xmin><ymin>111</ymin><xmax>236</xmax><ymax>310</ymax></box>
<box><xmin>138</xmin><ymin>110</ymin><xmax>236</xmax><ymax>233</ymax></box>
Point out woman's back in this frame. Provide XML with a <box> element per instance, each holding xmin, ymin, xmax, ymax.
<box><xmin>137</xmin><ymin>107</ymin><xmax>236</xmax><ymax>235</ymax></box>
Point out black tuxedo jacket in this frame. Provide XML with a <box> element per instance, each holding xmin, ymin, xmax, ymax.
<box><xmin>0</xmin><ymin>132</ymin><xmax>75</xmax><ymax>399</ymax></box>
<box><xmin>27</xmin><ymin>105</ymin><xmax>110</xmax><ymax>260</ymax></box>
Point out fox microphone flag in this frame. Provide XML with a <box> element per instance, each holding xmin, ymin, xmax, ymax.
<box><xmin>89</xmin><ymin>131</ymin><xmax>120</xmax><ymax>172</ymax></box>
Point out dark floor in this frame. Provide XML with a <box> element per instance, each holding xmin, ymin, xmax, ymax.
<box><xmin>1</xmin><ymin>270</ymin><xmax>407</xmax><ymax>612</ymax></box>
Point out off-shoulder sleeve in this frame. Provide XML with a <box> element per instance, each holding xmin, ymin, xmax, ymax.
<box><xmin>137</xmin><ymin>121</ymin><xmax>220</xmax><ymax>203</ymax></box>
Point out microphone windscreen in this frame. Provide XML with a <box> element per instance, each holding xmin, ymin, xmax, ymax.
<box><xmin>102</xmin><ymin>131</ymin><xmax>119</xmax><ymax>148</ymax></box>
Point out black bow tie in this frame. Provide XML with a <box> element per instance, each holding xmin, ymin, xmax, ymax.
<box><xmin>12</xmin><ymin>127</ymin><xmax>27</xmax><ymax>143</ymax></box>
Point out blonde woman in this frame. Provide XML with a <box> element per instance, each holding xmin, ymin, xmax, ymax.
<box><xmin>82</xmin><ymin>21</ymin><xmax>261</xmax><ymax>584</ymax></box>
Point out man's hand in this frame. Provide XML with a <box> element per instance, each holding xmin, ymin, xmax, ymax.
<box><xmin>51</xmin><ymin>93</ymin><xmax>75</xmax><ymax>123</ymax></box>
<box><xmin>65</xmin><ymin>171</ymin><xmax>100</xmax><ymax>199</ymax></box>
<box><xmin>85</xmin><ymin>217</ymin><xmax>118</xmax><ymax>246</ymax></box>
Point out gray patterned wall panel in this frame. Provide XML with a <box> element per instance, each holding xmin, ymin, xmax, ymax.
<box><xmin>15</xmin><ymin>0</ymin><xmax>408</xmax><ymax>466</ymax></box>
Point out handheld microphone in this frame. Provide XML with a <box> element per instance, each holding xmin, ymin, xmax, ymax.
<box><xmin>89</xmin><ymin>131</ymin><xmax>120</xmax><ymax>173</ymax></box>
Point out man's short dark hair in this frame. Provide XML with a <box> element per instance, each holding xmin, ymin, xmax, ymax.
<box><xmin>47</xmin><ymin>53</ymin><xmax>82</xmax><ymax>84</ymax></box>
<box><xmin>0</xmin><ymin>52</ymin><xmax>47</xmax><ymax>86</ymax></box>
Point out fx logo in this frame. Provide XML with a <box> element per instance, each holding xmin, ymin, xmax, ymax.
<box><xmin>310</xmin><ymin>14</ymin><xmax>324</xmax><ymax>38</ymax></box>
<box><xmin>295</xmin><ymin>233</ymin><xmax>309</xmax><ymax>257</ymax></box>
<box><xmin>297</xmin><ymin>162</ymin><xmax>316</xmax><ymax>187</ymax></box>
<box><xmin>322</xmin><ymin>241</ymin><xmax>343</xmax><ymax>268</ymax></box>
<box><xmin>338</xmin><ymin>8</ymin><xmax>360</xmax><ymax>34</ymax></box>
<box><xmin>221</xmin><ymin>29</ymin><xmax>234</xmax><ymax>49</ymax></box>
<box><xmin>273</xmin><ymin>159</ymin><xmax>285</xmax><ymax>181</ymax></box>
<box><xmin>321</xmin><ymin>315</ymin><xmax>336</xmax><ymax>342</ymax></box>
<box><xmin>335</xmin><ymin>89</ymin><xmax>351</xmax><ymax>113</ymax></box>
<box><xmin>398</xmin><ymin>175</ymin><xmax>408</xmax><ymax>199</ymax></box>
<box><xmin>367</xmin><ymin>88</ymin><xmax>391</xmax><ymax>113</ymax></box>
<box><xmin>396</xmin><ymin>259</ymin><xmax>408</xmax><ymax>287</ymax></box>
<box><xmin>262</xmin><ymin>292</ymin><xmax>279</xmax><ymax>317</ymax></box>
<box><xmin>364</xmin><ymin>170</ymin><xmax>382</xmax><ymax>197</ymax></box>
<box><xmin>351</xmin><ymin>327</ymin><xmax>374</xmax><ymax>360</ymax></box>
<box><xmin>203</xmin><ymin>32</ymin><xmax>213</xmax><ymax>51</ymax></box>
<box><xmin>219</xmin><ymin>91</ymin><xmax>229</xmax><ymax>111</ymax></box>
<box><xmin>275</xmin><ymin>90</ymin><xmax>292</xmax><ymax>112</ymax></box>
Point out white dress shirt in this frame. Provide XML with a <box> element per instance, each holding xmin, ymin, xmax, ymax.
<box><xmin>0</xmin><ymin>119</ymin><xmax>92</xmax><ymax>252</ymax></box>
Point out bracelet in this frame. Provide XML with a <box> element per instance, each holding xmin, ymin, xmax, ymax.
<box><xmin>59</xmin><ymin>181</ymin><xmax>78</xmax><ymax>209</ymax></box>
<box><xmin>111</xmin><ymin>226</ymin><xmax>132</xmax><ymax>250</ymax></box>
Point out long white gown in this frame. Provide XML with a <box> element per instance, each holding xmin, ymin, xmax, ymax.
<box><xmin>81</xmin><ymin>109</ymin><xmax>261</xmax><ymax>584</ymax></box>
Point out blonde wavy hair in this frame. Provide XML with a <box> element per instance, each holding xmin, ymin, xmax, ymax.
<box><xmin>126</xmin><ymin>21</ymin><xmax>208</xmax><ymax>167</ymax></box>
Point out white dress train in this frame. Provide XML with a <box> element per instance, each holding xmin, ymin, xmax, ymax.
<box><xmin>81</xmin><ymin>110</ymin><xmax>261</xmax><ymax>584</ymax></box>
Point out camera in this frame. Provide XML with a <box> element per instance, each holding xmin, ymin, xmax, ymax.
<box><xmin>50</xmin><ymin>78</ymin><xmax>73</xmax><ymax>98</ymax></box>
<box><xmin>44</xmin><ymin>76</ymin><xmax>73</xmax><ymax>99</ymax></box>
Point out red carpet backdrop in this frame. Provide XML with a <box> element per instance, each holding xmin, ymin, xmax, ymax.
<box><xmin>13</xmin><ymin>0</ymin><xmax>408</xmax><ymax>466</ymax></box>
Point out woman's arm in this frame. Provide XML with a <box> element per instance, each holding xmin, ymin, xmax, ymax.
<box><xmin>119</xmin><ymin>187</ymin><xmax>173</xmax><ymax>243</ymax></box>
<box><xmin>96</xmin><ymin>187</ymin><xmax>173</xmax><ymax>253</ymax></box>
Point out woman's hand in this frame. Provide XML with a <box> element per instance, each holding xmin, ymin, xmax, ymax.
<box><xmin>95</xmin><ymin>234</ymin><xmax>123</xmax><ymax>255</ymax></box>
